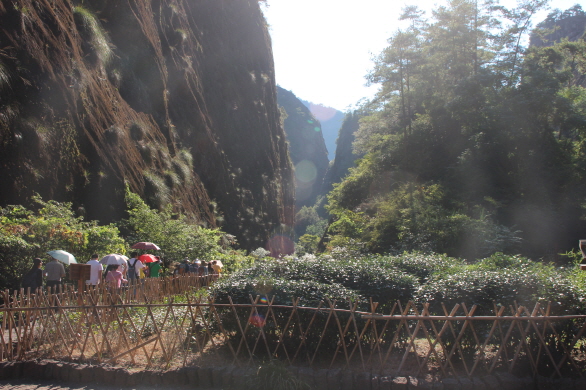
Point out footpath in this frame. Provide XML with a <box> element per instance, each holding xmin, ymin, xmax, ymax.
<box><xmin>0</xmin><ymin>379</ymin><xmax>218</xmax><ymax>390</ymax></box>
<box><xmin>2</xmin><ymin>360</ymin><xmax>586</xmax><ymax>389</ymax></box>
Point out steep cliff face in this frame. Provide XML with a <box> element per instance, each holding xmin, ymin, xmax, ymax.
<box><xmin>300</xmin><ymin>100</ymin><xmax>345</xmax><ymax>162</ymax></box>
<box><xmin>0</xmin><ymin>0</ymin><xmax>294</xmax><ymax>252</ymax></box>
<box><xmin>277</xmin><ymin>87</ymin><xmax>328</xmax><ymax>210</ymax></box>
<box><xmin>322</xmin><ymin>112</ymin><xmax>362</xmax><ymax>197</ymax></box>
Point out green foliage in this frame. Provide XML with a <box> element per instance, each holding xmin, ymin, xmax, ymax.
<box><xmin>325</xmin><ymin>2</ymin><xmax>586</xmax><ymax>260</ymax></box>
<box><xmin>294</xmin><ymin>205</ymin><xmax>323</xmax><ymax>237</ymax></box>
<box><xmin>417</xmin><ymin>253</ymin><xmax>585</xmax><ymax>315</ymax></box>
<box><xmin>212</xmin><ymin>249</ymin><xmax>255</xmax><ymax>274</ymax></box>
<box><xmin>123</xmin><ymin>188</ymin><xmax>225</xmax><ymax>263</ymax></box>
<box><xmin>327</xmin><ymin>181</ymin><xmax>521</xmax><ymax>259</ymax></box>
<box><xmin>211</xmin><ymin>256</ymin><xmax>417</xmax><ymax>309</ymax></box>
<box><xmin>296</xmin><ymin>234</ymin><xmax>320</xmax><ymax>255</ymax></box>
<box><xmin>0</xmin><ymin>196</ymin><xmax>125</xmax><ymax>291</ymax></box>
<box><xmin>212</xmin><ymin>275</ymin><xmax>361</xmax><ymax>307</ymax></box>
<box><xmin>379</xmin><ymin>251</ymin><xmax>464</xmax><ymax>283</ymax></box>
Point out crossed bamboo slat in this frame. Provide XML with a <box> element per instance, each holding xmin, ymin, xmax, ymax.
<box><xmin>1</xmin><ymin>283</ymin><xmax>586</xmax><ymax>379</ymax></box>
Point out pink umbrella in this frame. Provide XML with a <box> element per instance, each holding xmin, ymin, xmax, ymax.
<box><xmin>138</xmin><ymin>254</ymin><xmax>158</xmax><ymax>263</ymax></box>
<box><xmin>131</xmin><ymin>242</ymin><xmax>161</xmax><ymax>250</ymax></box>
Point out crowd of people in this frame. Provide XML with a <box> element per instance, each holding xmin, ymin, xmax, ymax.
<box><xmin>21</xmin><ymin>252</ymin><xmax>221</xmax><ymax>292</ymax></box>
<box><xmin>174</xmin><ymin>258</ymin><xmax>222</xmax><ymax>277</ymax></box>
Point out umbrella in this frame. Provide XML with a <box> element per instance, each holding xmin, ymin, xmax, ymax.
<box><xmin>131</xmin><ymin>242</ymin><xmax>161</xmax><ymax>250</ymax></box>
<box><xmin>100</xmin><ymin>253</ymin><xmax>129</xmax><ymax>266</ymax></box>
<box><xmin>138</xmin><ymin>254</ymin><xmax>158</xmax><ymax>263</ymax></box>
<box><xmin>47</xmin><ymin>250</ymin><xmax>77</xmax><ymax>265</ymax></box>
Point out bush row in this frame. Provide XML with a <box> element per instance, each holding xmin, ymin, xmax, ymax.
<box><xmin>211</xmin><ymin>251</ymin><xmax>586</xmax><ymax>315</ymax></box>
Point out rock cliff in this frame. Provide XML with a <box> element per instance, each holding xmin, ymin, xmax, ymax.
<box><xmin>277</xmin><ymin>87</ymin><xmax>328</xmax><ymax>210</ymax></box>
<box><xmin>0</xmin><ymin>0</ymin><xmax>295</xmax><ymax>252</ymax></box>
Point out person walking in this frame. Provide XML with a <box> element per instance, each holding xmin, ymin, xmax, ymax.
<box><xmin>127</xmin><ymin>252</ymin><xmax>145</xmax><ymax>284</ymax></box>
<box><xmin>44</xmin><ymin>256</ymin><xmax>66</xmax><ymax>292</ymax></box>
<box><xmin>198</xmin><ymin>261</ymin><xmax>208</xmax><ymax>276</ymax></box>
<box><xmin>105</xmin><ymin>264</ymin><xmax>126</xmax><ymax>289</ymax></box>
<box><xmin>86</xmin><ymin>254</ymin><xmax>103</xmax><ymax>287</ymax></box>
<box><xmin>148</xmin><ymin>257</ymin><xmax>161</xmax><ymax>278</ymax></box>
<box><xmin>21</xmin><ymin>258</ymin><xmax>43</xmax><ymax>293</ymax></box>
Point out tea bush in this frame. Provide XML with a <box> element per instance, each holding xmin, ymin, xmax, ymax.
<box><xmin>416</xmin><ymin>262</ymin><xmax>584</xmax><ymax>315</ymax></box>
<box><xmin>211</xmin><ymin>274</ymin><xmax>362</xmax><ymax>357</ymax></box>
<box><xmin>213</xmin><ymin>257</ymin><xmax>417</xmax><ymax>308</ymax></box>
<box><xmin>379</xmin><ymin>251</ymin><xmax>465</xmax><ymax>283</ymax></box>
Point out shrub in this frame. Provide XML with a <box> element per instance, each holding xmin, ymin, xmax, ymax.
<box><xmin>0</xmin><ymin>197</ymin><xmax>125</xmax><ymax>292</ymax></box>
<box><xmin>416</xmin><ymin>266</ymin><xmax>584</xmax><ymax>316</ymax></box>
<box><xmin>379</xmin><ymin>251</ymin><xmax>465</xmax><ymax>283</ymax></box>
<box><xmin>211</xmin><ymin>273</ymin><xmax>362</xmax><ymax>358</ymax></box>
<box><xmin>73</xmin><ymin>5</ymin><xmax>113</xmax><ymax>66</ymax></box>
<box><xmin>123</xmin><ymin>188</ymin><xmax>227</xmax><ymax>264</ymax></box>
<box><xmin>143</xmin><ymin>171</ymin><xmax>170</xmax><ymax>209</ymax></box>
<box><xmin>212</xmin><ymin>256</ymin><xmax>417</xmax><ymax>309</ymax></box>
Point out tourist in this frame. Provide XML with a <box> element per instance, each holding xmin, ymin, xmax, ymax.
<box><xmin>127</xmin><ymin>252</ymin><xmax>145</xmax><ymax>284</ymax></box>
<box><xmin>212</xmin><ymin>260</ymin><xmax>222</xmax><ymax>276</ymax></box>
<box><xmin>194</xmin><ymin>259</ymin><xmax>202</xmax><ymax>275</ymax></box>
<box><xmin>198</xmin><ymin>261</ymin><xmax>208</xmax><ymax>276</ymax></box>
<box><xmin>148</xmin><ymin>257</ymin><xmax>161</xmax><ymax>278</ymax></box>
<box><xmin>189</xmin><ymin>259</ymin><xmax>199</xmax><ymax>275</ymax></box>
<box><xmin>86</xmin><ymin>254</ymin><xmax>103</xmax><ymax>287</ymax></box>
<box><xmin>180</xmin><ymin>258</ymin><xmax>190</xmax><ymax>275</ymax></box>
<box><xmin>44</xmin><ymin>256</ymin><xmax>66</xmax><ymax>292</ymax></box>
<box><xmin>105</xmin><ymin>264</ymin><xmax>126</xmax><ymax>289</ymax></box>
<box><xmin>107</xmin><ymin>254</ymin><xmax>128</xmax><ymax>277</ymax></box>
<box><xmin>21</xmin><ymin>258</ymin><xmax>43</xmax><ymax>293</ymax></box>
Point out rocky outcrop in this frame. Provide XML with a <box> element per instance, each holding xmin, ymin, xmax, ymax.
<box><xmin>277</xmin><ymin>87</ymin><xmax>328</xmax><ymax>209</ymax></box>
<box><xmin>530</xmin><ymin>5</ymin><xmax>586</xmax><ymax>46</ymax></box>
<box><xmin>0</xmin><ymin>0</ymin><xmax>294</xmax><ymax>251</ymax></box>
<box><xmin>322</xmin><ymin>111</ymin><xmax>363</xmax><ymax>196</ymax></box>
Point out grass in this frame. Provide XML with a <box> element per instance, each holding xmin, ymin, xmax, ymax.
<box><xmin>73</xmin><ymin>5</ymin><xmax>113</xmax><ymax>66</ymax></box>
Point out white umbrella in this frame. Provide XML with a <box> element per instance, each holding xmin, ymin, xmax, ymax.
<box><xmin>100</xmin><ymin>253</ymin><xmax>128</xmax><ymax>266</ymax></box>
<box><xmin>47</xmin><ymin>250</ymin><xmax>77</xmax><ymax>265</ymax></box>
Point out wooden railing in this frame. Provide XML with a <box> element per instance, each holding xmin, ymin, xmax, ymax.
<box><xmin>1</xmin><ymin>280</ymin><xmax>585</xmax><ymax>379</ymax></box>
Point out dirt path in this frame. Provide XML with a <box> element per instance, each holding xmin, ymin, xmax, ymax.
<box><xmin>0</xmin><ymin>380</ymin><xmax>217</xmax><ymax>390</ymax></box>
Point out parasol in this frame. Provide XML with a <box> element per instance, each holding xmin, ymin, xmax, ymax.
<box><xmin>131</xmin><ymin>242</ymin><xmax>161</xmax><ymax>250</ymax></box>
<box><xmin>47</xmin><ymin>250</ymin><xmax>77</xmax><ymax>265</ymax></box>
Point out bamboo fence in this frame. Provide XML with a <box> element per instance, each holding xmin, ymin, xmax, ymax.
<box><xmin>1</xmin><ymin>276</ymin><xmax>586</xmax><ymax>379</ymax></box>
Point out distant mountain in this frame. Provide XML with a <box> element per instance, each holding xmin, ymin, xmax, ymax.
<box><xmin>530</xmin><ymin>4</ymin><xmax>586</xmax><ymax>47</ymax></box>
<box><xmin>300</xmin><ymin>100</ymin><xmax>345</xmax><ymax>161</ymax></box>
<box><xmin>277</xmin><ymin>87</ymin><xmax>329</xmax><ymax>210</ymax></box>
<box><xmin>322</xmin><ymin>112</ymin><xmax>363</xmax><ymax>196</ymax></box>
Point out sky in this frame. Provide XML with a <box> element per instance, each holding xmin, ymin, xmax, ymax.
<box><xmin>262</xmin><ymin>0</ymin><xmax>586</xmax><ymax>112</ymax></box>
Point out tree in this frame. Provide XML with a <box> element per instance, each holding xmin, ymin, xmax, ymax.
<box><xmin>123</xmin><ymin>188</ymin><xmax>224</xmax><ymax>263</ymax></box>
<box><xmin>0</xmin><ymin>196</ymin><xmax>125</xmax><ymax>291</ymax></box>
<box><xmin>325</xmin><ymin>2</ymin><xmax>586</xmax><ymax>259</ymax></box>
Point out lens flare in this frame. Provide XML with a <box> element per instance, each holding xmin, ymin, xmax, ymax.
<box><xmin>295</xmin><ymin>160</ymin><xmax>317</xmax><ymax>183</ymax></box>
<box><xmin>249</xmin><ymin>314</ymin><xmax>266</xmax><ymax>328</ymax></box>
<box><xmin>309</xmin><ymin>103</ymin><xmax>337</xmax><ymax>122</ymax></box>
<box><xmin>266</xmin><ymin>234</ymin><xmax>295</xmax><ymax>257</ymax></box>
<box><xmin>259</xmin><ymin>297</ymin><xmax>268</xmax><ymax>304</ymax></box>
